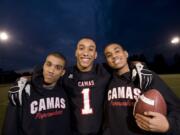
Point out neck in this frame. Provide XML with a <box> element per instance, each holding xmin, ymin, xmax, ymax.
<box><xmin>77</xmin><ymin>63</ymin><xmax>93</xmax><ymax>72</ymax></box>
<box><xmin>43</xmin><ymin>82</ymin><xmax>56</xmax><ymax>89</ymax></box>
<box><xmin>116</xmin><ymin>64</ymin><xmax>130</xmax><ymax>76</ymax></box>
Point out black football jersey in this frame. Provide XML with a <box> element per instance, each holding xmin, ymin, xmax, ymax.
<box><xmin>104</xmin><ymin>71</ymin><xmax>147</xmax><ymax>135</ymax></box>
<box><xmin>63</xmin><ymin>64</ymin><xmax>110</xmax><ymax>134</ymax></box>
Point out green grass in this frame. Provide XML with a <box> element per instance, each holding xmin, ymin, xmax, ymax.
<box><xmin>159</xmin><ymin>74</ymin><xmax>180</xmax><ymax>97</ymax></box>
<box><xmin>0</xmin><ymin>84</ymin><xmax>10</xmax><ymax>134</ymax></box>
<box><xmin>0</xmin><ymin>74</ymin><xmax>180</xmax><ymax>133</ymax></box>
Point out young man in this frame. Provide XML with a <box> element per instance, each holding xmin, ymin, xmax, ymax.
<box><xmin>103</xmin><ymin>43</ymin><xmax>180</xmax><ymax>135</ymax></box>
<box><xmin>63</xmin><ymin>38</ymin><xmax>111</xmax><ymax>135</ymax></box>
<box><xmin>2</xmin><ymin>52</ymin><xmax>71</xmax><ymax>135</ymax></box>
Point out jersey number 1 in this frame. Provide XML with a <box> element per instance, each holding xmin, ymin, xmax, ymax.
<box><xmin>81</xmin><ymin>88</ymin><xmax>93</xmax><ymax>115</ymax></box>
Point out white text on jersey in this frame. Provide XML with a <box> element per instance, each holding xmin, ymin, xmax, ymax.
<box><xmin>108</xmin><ymin>86</ymin><xmax>141</xmax><ymax>101</ymax></box>
<box><xmin>30</xmin><ymin>97</ymin><xmax>66</xmax><ymax>114</ymax></box>
<box><xmin>78</xmin><ymin>80</ymin><xmax>95</xmax><ymax>87</ymax></box>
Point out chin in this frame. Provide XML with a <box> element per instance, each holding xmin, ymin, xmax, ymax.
<box><xmin>44</xmin><ymin>79</ymin><xmax>53</xmax><ymax>84</ymax></box>
<box><xmin>112</xmin><ymin>64</ymin><xmax>123</xmax><ymax>69</ymax></box>
<box><xmin>81</xmin><ymin>63</ymin><xmax>91</xmax><ymax>68</ymax></box>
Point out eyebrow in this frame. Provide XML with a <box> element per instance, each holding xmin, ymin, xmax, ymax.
<box><xmin>46</xmin><ymin>60</ymin><xmax>64</xmax><ymax>67</ymax></box>
<box><xmin>78</xmin><ymin>44</ymin><xmax>84</xmax><ymax>47</ymax></box>
<box><xmin>105</xmin><ymin>52</ymin><xmax>111</xmax><ymax>56</ymax></box>
<box><xmin>78</xmin><ymin>44</ymin><xmax>96</xmax><ymax>48</ymax></box>
<box><xmin>89</xmin><ymin>45</ymin><xmax>95</xmax><ymax>49</ymax></box>
<box><xmin>114</xmin><ymin>47</ymin><xmax>121</xmax><ymax>50</ymax></box>
<box><xmin>105</xmin><ymin>47</ymin><xmax>121</xmax><ymax>55</ymax></box>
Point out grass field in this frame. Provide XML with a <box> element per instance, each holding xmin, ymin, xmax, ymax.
<box><xmin>159</xmin><ymin>74</ymin><xmax>180</xmax><ymax>96</ymax></box>
<box><xmin>0</xmin><ymin>74</ymin><xmax>180</xmax><ymax>134</ymax></box>
<box><xmin>0</xmin><ymin>84</ymin><xmax>9</xmax><ymax>134</ymax></box>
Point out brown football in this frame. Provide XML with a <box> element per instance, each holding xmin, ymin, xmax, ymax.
<box><xmin>133</xmin><ymin>89</ymin><xmax>167</xmax><ymax>116</ymax></box>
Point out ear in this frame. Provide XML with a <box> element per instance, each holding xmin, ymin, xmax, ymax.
<box><xmin>61</xmin><ymin>69</ymin><xmax>66</xmax><ymax>77</ymax></box>
<box><xmin>95</xmin><ymin>51</ymin><xmax>97</xmax><ymax>59</ymax></box>
<box><xmin>75</xmin><ymin>49</ymin><xmax>77</xmax><ymax>58</ymax></box>
<box><xmin>125</xmin><ymin>51</ymin><xmax>129</xmax><ymax>58</ymax></box>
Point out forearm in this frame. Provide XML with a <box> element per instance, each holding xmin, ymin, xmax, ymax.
<box><xmin>165</xmin><ymin>104</ymin><xmax>180</xmax><ymax>134</ymax></box>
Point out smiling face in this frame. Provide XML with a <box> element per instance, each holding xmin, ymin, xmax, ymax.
<box><xmin>75</xmin><ymin>38</ymin><xmax>97</xmax><ymax>72</ymax></box>
<box><xmin>104</xmin><ymin>43</ymin><xmax>129</xmax><ymax>74</ymax></box>
<box><xmin>43</xmin><ymin>55</ymin><xmax>65</xmax><ymax>85</ymax></box>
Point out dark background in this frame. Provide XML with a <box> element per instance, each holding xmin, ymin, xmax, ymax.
<box><xmin>0</xmin><ymin>0</ymin><xmax>180</xmax><ymax>78</ymax></box>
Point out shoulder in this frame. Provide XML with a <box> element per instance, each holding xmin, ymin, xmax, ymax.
<box><xmin>64</xmin><ymin>66</ymin><xmax>75</xmax><ymax>79</ymax></box>
<box><xmin>149</xmin><ymin>72</ymin><xmax>175</xmax><ymax>97</ymax></box>
<box><xmin>102</xmin><ymin>63</ymin><xmax>113</xmax><ymax>74</ymax></box>
<box><xmin>66</xmin><ymin>66</ymin><xmax>78</xmax><ymax>75</ymax></box>
<box><xmin>95</xmin><ymin>63</ymin><xmax>112</xmax><ymax>75</ymax></box>
<box><xmin>151</xmin><ymin>71</ymin><xmax>165</xmax><ymax>85</ymax></box>
<box><xmin>92</xmin><ymin>64</ymin><xmax>112</xmax><ymax>82</ymax></box>
<box><xmin>62</xmin><ymin>66</ymin><xmax>75</xmax><ymax>85</ymax></box>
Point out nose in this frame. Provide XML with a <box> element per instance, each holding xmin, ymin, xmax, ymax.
<box><xmin>112</xmin><ymin>53</ymin><xmax>117</xmax><ymax>59</ymax></box>
<box><xmin>48</xmin><ymin>66</ymin><xmax>55</xmax><ymax>73</ymax></box>
<box><xmin>82</xmin><ymin>50</ymin><xmax>89</xmax><ymax>56</ymax></box>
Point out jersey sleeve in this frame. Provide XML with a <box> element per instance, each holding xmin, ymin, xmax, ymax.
<box><xmin>150</xmin><ymin>73</ymin><xmax>180</xmax><ymax>135</ymax></box>
<box><xmin>2</xmin><ymin>103</ymin><xmax>21</xmax><ymax>135</ymax></box>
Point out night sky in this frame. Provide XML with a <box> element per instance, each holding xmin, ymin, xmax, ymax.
<box><xmin>0</xmin><ymin>0</ymin><xmax>180</xmax><ymax>71</ymax></box>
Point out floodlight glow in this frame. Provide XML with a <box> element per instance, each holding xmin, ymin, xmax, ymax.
<box><xmin>171</xmin><ymin>37</ymin><xmax>180</xmax><ymax>44</ymax></box>
<box><xmin>0</xmin><ymin>32</ymin><xmax>9</xmax><ymax>41</ymax></box>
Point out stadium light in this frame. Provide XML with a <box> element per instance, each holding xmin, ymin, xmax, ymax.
<box><xmin>171</xmin><ymin>36</ymin><xmax>180</xmax><ymax>45</ymax></box>
<box><xmin>0</xmin><ymin>31</ymin><xmax>9</xmax><ymax>41</ymax></box>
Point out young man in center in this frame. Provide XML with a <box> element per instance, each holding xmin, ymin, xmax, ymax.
<box><xmin>103</xmin><ymin>43</ymin><xmax>180</xmax><ymax>135</ymax></box>
<box><xmin>63</xmin><ymin>38</ymin><xmax>111</xmax><ymax>135</ymax></box>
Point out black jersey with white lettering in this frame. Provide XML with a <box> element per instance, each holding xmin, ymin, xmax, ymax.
<box><xmin>104</xmin><ymin>71</ymin><xmax>180</xmax><ymax>135</ymax></box>
<box><xmin>63</xmin><ymin>64</ymin><xmax>110</xmax><ymax>135</ymax></box>
<box><xmin>104</xmin><ymin>71</ymin><xmax>146</xmax><ymax>135</ymax></box>
<box><xmin>3</xmin><ymin>73</ymin><xmax>71</xmax><ymax>135</ymax></box>
<box><xmin>106</xmin><ymin>72</ymin><xmax>145</xmax><ymax>135</ymax></box>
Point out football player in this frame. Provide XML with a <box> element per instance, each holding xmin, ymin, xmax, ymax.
<box><xmin>3</xmin><ymin>52</ymin><xmax>71</xmax><ymax>135</ymax></box>
<box><xmin>63</xmin><ymin>38</ymin><xmax>111</xmax><ymax>134</ymax></box>
<box><xmin>103</xmin><ymin>43</ymin><xmax>180</xmax><ymax>135</ymax></box>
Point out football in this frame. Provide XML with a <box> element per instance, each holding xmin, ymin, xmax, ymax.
<box><xmin>133</xmin><ymin>89</ymin><xmax>167</xmax><ymax>116</ymax></box>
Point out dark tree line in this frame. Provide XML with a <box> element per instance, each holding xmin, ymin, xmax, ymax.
<box><xmin>0</xmin><ymin>69</ymin><xmax>31</xmax><ymax>84</ymax></box>
<box><xmin>129</xmin><ymin>53</ymin><xmax>180</xmax><ymax>74</ymax></box>
<box><xmin>0</xmin><ymin>53</ymin><xmax>180</xmax><ymax>83</ymax></box>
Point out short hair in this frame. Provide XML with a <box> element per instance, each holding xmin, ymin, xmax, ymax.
<box><xmin>104</xmin><ymin>43</ymin><xmax>126</xmax><ymax>51</ymax></box>
<box><xmin>77</xmin><ymin>37</ymin><xmax>96</xmax><ymax>43</ymax></box>
<box><xmin>76</xmin><ymin>37</ymin><xmax>96</xmax><ymax>48</ymax></box>
<box><xmin>46</xmin><ymin>52</ymin><xmax>66</xmax><ymax>67</ymax></box>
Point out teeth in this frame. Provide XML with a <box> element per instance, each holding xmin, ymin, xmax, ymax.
<box><xmin>114</xmin><ymin>58</ymin><xmax>120</xmax><ymax>64</ymax></box>
<box><xmin>82</xmin><ymin>58</ymin><xmax>90</xmax><ymax>63</ymax></box>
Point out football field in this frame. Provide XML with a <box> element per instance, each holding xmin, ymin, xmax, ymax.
<box><xmin>0</xmin><ymin>84</ymin><xmax>9</xmax><ymax>134</ymax></box>
<box><xmin>0</xmin><ymin>74</ymin><xmax>180</xmax><ymax>134</ymax></box>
